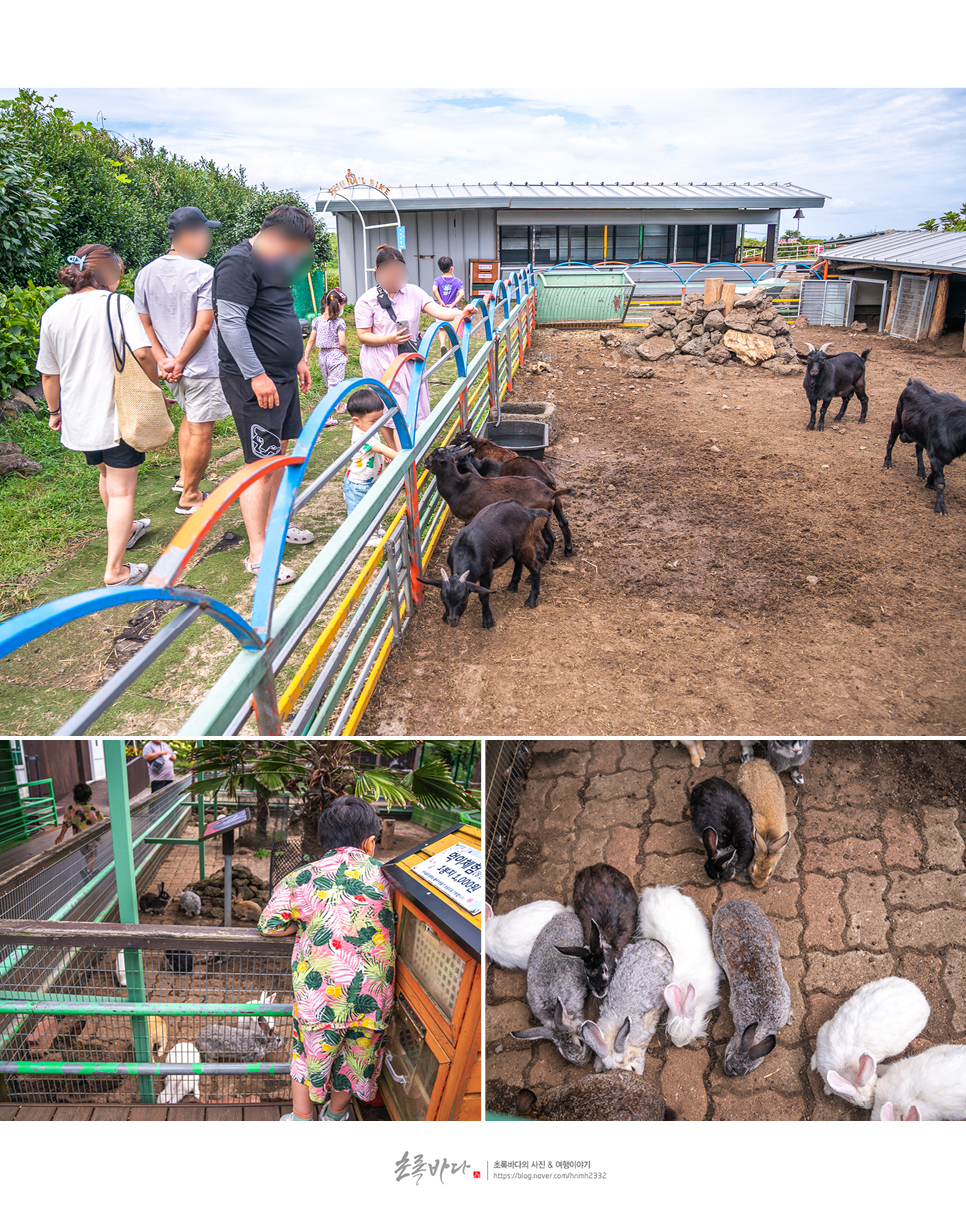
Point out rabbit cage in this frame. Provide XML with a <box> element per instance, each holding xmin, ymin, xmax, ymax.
<box><xmin>378</xmin><ymin>823</ymin><xmax>482</xmax><ymax>1121</ymax></box>
<box><xmin>484</xmin><ymin>741</ymin><xmax>536</xmax><ymax>906</ymax></box>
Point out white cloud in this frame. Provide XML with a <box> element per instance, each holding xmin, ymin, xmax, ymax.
<box><xmin>8</xmin><ymin>86</ymin><xmax>964</xmax><ymax>233</ymax></box>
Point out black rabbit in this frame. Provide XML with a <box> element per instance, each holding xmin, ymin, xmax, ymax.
<box><xmin>687</xmin><ymin>778</ymin><xmax>755</xmax><ymax>882</ymax></box>
<box><xmin>554</xmin><ymin>864</ymin><xmax>637</xmax><ymax>999</ymax></box>
<box><xmin>138</xmin><ymin>882</ymin><xmax>170</xmax><ymax>913</ymax></box>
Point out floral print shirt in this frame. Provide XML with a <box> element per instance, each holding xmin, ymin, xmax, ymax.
<box><xmin>259</xmin><ymin>846</ymin><xmax>395</xmax><ymax>1030</ymax></box>
<box><xmin>63</xmin><ymin>803</ymin><xmax>104</xmax><ymax>832</ymax></box>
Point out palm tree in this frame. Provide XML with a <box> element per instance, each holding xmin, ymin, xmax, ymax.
<box><xmin>182</xmin><ymin>740</ymin><xmax>477</xmax><ymax>862</ymax></box>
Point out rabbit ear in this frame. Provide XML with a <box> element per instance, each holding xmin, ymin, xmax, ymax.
<box><xmin>747</xmin><ymin>1033</ymin><xmax>777</xmax><ymax>1062</ymax></box>
<box><xmin>740</xmin><ymin>1022</ymin><xmax>760</xmax><ymax>1053</ymax></box>
<box><xmin>485</xmin><ymin>903</ymin><xmax>493</xmax><ymax>921</ymax></box>
<box><xmin>613</xmin><ymin>1016</ymin><xmax>631</xmax><ymax>1055</ymax></box>
<box><xmin>580</xmin><ymin>1020</ymin><xmax>610</xmax><ymax>1059</ymax></box>
<box><xmin>879</xmin><ymin>1102</ymin><xmax>895</xmax><ymax>1121</ymax></box>
<box><xmin>905</xmin><ymin>1105</ymin><xmax>920</xmax><ymax>1122</ymax></box>
<box><xmin>664</xmin><ymin>984</ymin><xmax>684</xmax><ymax>1015</ymax></box>
<box><xmin>555</xmin><ymin>944</ymin><xmax>590</xmax><ymax>960</ymax></box>
<box><xmin>827</xmin><ymin>1070</ymin><xmax>858</xmax><ymax>1099</ymax></box>
<box><xmin>511</xmin><ymin>1025</ymin><xmax>554</xmax><ymax>1041</ymax></box>
<box><xmin>702</xmin><ymin>827</ymin><xmax>718</xmax><ymax>854</ymax></box>
<box><xmin>855</xmin><ymin>1054</ymin><xmax>876</xmax><ymax>1087</ymax></box>
<box><xmin>769</xmin><ymin>831</ymin><xmax>791</xmax><ymax>854</ymax></box>
<box><xmin>683</xmin><ymin>984</ymin><xmax>697</xmax><ymax>1018</ymax></box>
<box><xmin>516</xmin><ymin>1089</ymin><xmax>537</xmax><ymax>1116</ymax></box>
<box><xmin>588</xmin><ymin>919</ymin><xmax>602</xmax><ymax>951</ymax></box>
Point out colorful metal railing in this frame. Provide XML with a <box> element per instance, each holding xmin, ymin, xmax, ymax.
<box><xmin>0</xmin><ymin>268</ymin><xmax>537</xmax><ymax>737</ymax></box>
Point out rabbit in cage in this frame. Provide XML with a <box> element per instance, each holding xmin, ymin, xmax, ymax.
<box><xmin>157</xmin><ymin>1041</ymin><xmax>202</xmax><ymax>1104</ymax></box>
<box><xmin>238</xmin><ymin>992</ymin><xmax>279</xmax><ymax>1033</ymax></box>
<box><xmin>178</xmin><ymin>888</ymin><xmax>202</xmax><ymax>917</ymax></box>
<box><xmin>196</xmin><ymin>1018</ymin><xmax>281</xmax><ymax>1062</ymax></box>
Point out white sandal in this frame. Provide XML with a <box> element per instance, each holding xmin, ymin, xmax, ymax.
<box><xmin>244</xmin><ymin>557</ymin><xmax>296</xmax><ymax>585</ymax></box>
<box><xmin>105</xmin><ymin>562</ymin><xmax>148</xmax><ymax>587</ymax></box>
<box><xmin>126</xmin><ymin>518</ymin><xmax>151</xmax><ymax>549</ymax></box>
<box><xmin>286</xmin><ymin>527</ymin><xmax>315</xmax><ymax>545</ymax></box>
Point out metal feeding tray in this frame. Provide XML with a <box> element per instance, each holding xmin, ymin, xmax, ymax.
<box><xmin>482</xmin><ymin>419</ymin><xmax>550</xmax><ymax>461</ymax></box>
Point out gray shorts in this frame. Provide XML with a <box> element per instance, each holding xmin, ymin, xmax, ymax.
<box><xmin>170</xmin><ymin>375</ymin><xmax>232</xmax><ymax>424</ymax></box>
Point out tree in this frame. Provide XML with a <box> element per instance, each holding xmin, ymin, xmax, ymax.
<box><xmin>918</xmin><ymin>205</ymin><xmax>966</xmax><ymax>233</ymax></box>
<box><xmin>182</xmin><ymin>740</ymin><xmax>477</xmax><ymax>861</ymax></box>
<box><xmin>217</xmin><ymin>187</ymin><xmax>333</xmax><ymax>268</ymax></box>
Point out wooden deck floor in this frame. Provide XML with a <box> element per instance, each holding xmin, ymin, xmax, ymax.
<box><xmin>0</xmin><ymin>1102</ymin><xmax>284</xmax><ymax>1120</ymax></box>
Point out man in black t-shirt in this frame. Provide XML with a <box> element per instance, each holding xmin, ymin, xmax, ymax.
<box><xmin>213</xmin><ymin>205</ymin><xmax>316</xmax><ymax>584</ymax></box>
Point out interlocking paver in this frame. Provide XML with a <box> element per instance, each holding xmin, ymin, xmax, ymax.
<box><xmin>486</xmin><ymin>740</ymin><xmax>966</xmax><ymax>1121</ymax></box>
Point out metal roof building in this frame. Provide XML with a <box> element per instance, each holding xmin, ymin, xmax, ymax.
<box><xmin>826</xmin><ymin>231</ymin><xmax>966</xmax><ymax>344</ymax></box>
<box><xmin>825</xmin><ymin>230</ymin><xmax>966</xmax><ymax>274</ymax></box>
<box><xmin>317</xmin><ymin>179</ymin><xmax>827</xmax><ymax>300</ymax></box>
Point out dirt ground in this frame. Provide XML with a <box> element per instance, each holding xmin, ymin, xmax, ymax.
<box><xmin>484</xmin><ymin>738</ymin><xmax>966</xmax><ymax>1121</ymax></box>
<box><xmin>363</xmin><ymin>324</ymin><xmax>966</xmax><ymax>737</ymax></box>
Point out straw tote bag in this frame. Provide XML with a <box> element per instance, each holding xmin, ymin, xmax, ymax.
<box><xmin>107</xmin><ymin>293</ymin><xmax>174</xmax><ymax>452</ymax></box>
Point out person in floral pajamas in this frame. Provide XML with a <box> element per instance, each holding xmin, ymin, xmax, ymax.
<box><xmin>258</xmin><ymin>794</ymin><xmax>395</xmax><ymax>1122</ymax></box>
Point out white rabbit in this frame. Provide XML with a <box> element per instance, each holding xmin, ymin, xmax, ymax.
<box><xmin>484</xmin><ymin>900</ymin><xmax>566</xmax><ymax>969</ymax></box>
<box><xmin>115</xmin><ymin>951</ymin><xmax>127</xmax><ymax>989</ymax></box>
<box><xmin>156</xmin><ymin>1041</ymin><xmax>201</xmax><ymax>1105</ymax></box>
<box><xmin>638</xmin><ymin>886</ymin><xmax>721</xmax><ymax>1045</ymax></box>
<box><xmin>811</xmin><ymin>977</ymin><xmax>930</xmax><ymax>1108</ymax></box>
<box><xmin>177</xmin><ymin>888</ymin><xmax>202</xmax><ymax>917</ymax></box>
<box><xmin>871</xmin><ymin>1044</ymin><xmax>966</xmax><ymax>1121</ymax></box>
<box><xmin>238</xmin><ymin>992</ymin><xmax>278</xmax><ymax>1033</ymax></box>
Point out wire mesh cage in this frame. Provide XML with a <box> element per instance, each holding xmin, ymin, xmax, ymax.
<box><xmin>484</xmin><ymin>741</ymin><xmax>536</xmax><ymax>906</ymax></box>
<box><xmin>0</xmin><ymin>925</ymin><xmax>294</xmax><ymax>1106</ymax></box>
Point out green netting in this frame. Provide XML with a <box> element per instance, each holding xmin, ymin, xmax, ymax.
<box><xmin>292</xmin><ymin>268</ymin><xmax>327</xmax><ymax>320</ymax></box>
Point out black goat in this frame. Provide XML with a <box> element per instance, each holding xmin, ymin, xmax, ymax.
<box><xmin>803</xmin><ymin>343</ymin><xmax>871</xmax><ymax>431</ymax></box>
<box><xmin>417</xmin><ymin>500</ymin><xmax>550</xmax><ymax>628</ymax></box>
<box><xmin>446</xmin><ymin>444</ymin><xmax>575</xmax><ymax>555</ymax></box>
<box><xmin>883</xmin><ymin>378</ymin><xmax>966</xmax><ymax>515</ymax></box>
<box><xmin>424</xmin><ymin>447</ymin><xmax>574</xmax><ymax>560</ymax></box>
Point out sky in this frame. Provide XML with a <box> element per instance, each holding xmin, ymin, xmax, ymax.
<box><xmin>12</xmin><ymin>87</ymin><xmax>966</xmax><ymax>236</ymax></box>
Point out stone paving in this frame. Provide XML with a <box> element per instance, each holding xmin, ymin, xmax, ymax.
<box><xmin>485</xmin><ymin>739</ymin><xmax>966</xmax><ymax>1120</ymax></box>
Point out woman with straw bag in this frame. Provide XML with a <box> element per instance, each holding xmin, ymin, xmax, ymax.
<box><xmin>37</xmin><ymin>244</ymin><xmax>170</xmax><ymax>587</ymax></box>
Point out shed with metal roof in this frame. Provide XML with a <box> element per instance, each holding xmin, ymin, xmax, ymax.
<box><xmin>317</xmin><ymin>179</ymin><xmax>826</xmax><ymax>300</ymax></box>
<box><xmin>825</xmin><ymin>231</ymin><xmax>966</xmax><ymax>345</ymax></box>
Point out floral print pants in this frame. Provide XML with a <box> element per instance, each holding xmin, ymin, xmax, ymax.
<box><xmin>291</xmin><ymin>1015</ymin><xmax>388</xmax><ymax>1102</ymax></box>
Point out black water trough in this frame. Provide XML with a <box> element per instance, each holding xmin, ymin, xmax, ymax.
<box><xmin>482</xmin><ymin>419</ymin><xmax>549</xmax><ymax>461</ymax></box>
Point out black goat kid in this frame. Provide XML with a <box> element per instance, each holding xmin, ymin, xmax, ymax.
<box><xmin>417</xmin><ymin>500</ymin><xmax>550</xmax><ymax>628</ymax></box>
<box><xmin>803</xmin><ymin>343</ymin><xmax>871</xmax><ymax>431</ymax></box>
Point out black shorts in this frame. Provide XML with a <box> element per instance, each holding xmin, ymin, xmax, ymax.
<box><xmin>220</xmin><ymin>371</ymin><xmax>304</xmax><ymax>463</ymax></box>
<box><xmin>84</xmin><ymin>439</ymin><xmax>145</xmax><ymax>469</ymax></box>
<box><xmin>150</xmin><ymin>779</ymin><xmax>174</xmax><ymax>792</ymax></box>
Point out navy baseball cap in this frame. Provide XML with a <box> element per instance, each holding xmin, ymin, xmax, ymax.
<box><xmin>167</xmin><ymin>206</ymin><xmax>221</xmax><ymax>232</ymax></box>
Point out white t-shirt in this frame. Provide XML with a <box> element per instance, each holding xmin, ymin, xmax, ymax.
<box><xmin>346</xmin><ymin>424</ymin><xmax>387</xmax><ymax>486</ymax></box>
<box><xmin>36</xmin><ymin>291</ymin><xmax>152</xmax><ymax>452</ymax></box>
<box><xmin>133</xmin><ymin>255</ymin><xmax>219</xmax><ymax>379</ymax></box>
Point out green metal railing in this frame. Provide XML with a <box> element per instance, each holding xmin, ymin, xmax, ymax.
<box><xmin>0</xmin><ymin>778</ymin><xmax>58</xmax><ymax>850</ymax></box>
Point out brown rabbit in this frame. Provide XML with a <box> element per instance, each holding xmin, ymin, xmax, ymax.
<box><xmin>737</xmin><ymin>759</ymin><xmax>790</xmax><ymax>889</ymax></box>
<box><xmin>231</xmin><ymin>899</ymin><xmax>262</xmax><ymax>922</ymax></box>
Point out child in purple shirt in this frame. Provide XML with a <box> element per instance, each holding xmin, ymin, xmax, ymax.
<box><xmin>432</xmin><ymin>257</ymin><xmax>464</xmax><ymax>353</ymax></box>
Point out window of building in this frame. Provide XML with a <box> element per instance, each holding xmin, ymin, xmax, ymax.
<box><xmin>499</xmin><ymin>226</ymin><xmax>530</xmax><ymax>266</ymax></box>
<box><xmin>613</xmin><ymin>225</ymin><xmax>641</xmax><ymax>262</ymax></box>
<box><xmin>532</xmin><ymin>226</ymin><xmax>561</xmax><ymax>265</ymax></box>
<box><xmin>641</xmin><ymin>224</ymin><xmax>671</xmax><ymax>263</ymax></box>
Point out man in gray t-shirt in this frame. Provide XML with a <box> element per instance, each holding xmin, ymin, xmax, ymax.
<box><xmin>134</xmin><ymin>207</ymin><xmax>231</xmax><ymax>515</ymax></box>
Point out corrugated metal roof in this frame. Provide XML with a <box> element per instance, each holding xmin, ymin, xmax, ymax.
<box><xmin>318</xmin><ymin>181</ymin><xmax>826</xmax><ymax>213</ymax></box>
<box><xmin>826</xmin><ymin>230</ymin><xmax>966</xmax><ymax>273</ymax></box>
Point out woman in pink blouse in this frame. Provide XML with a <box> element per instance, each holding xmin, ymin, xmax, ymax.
<box><xmin>355</xmin><ymin>244</ymin><xmax>467</xmax><ymax>447</ymax></box>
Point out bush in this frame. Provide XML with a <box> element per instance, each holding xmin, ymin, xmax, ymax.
<box><xmin>0</xmin><ymin>132</ymin><xmax>61</xmax><ymax>289</ymax></box>
<box><xmin>0</xmin><ymin>283</ymin><xmax>62</xmax><ymax>398</ymax></box>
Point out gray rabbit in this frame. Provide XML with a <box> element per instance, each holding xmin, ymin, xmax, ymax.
<box><xmin>196</xmin><ymin>1017</ymin><xmax>281</xmax><ymax>1062</ymax></box>
<box><xmin>510</xmin><ymin>909</ymin><xmax>592</xmax><ymax>1065</ymax></box>
<box><xmin>712</xmin><ymin>899</ymin><xmax>792</xmax><ymax>1076</ymax></box>
<box><xmin>580</xmin><ymin>937</ymin><xmax>672</xmax><ymax>1074</ymax></box>
<box><xmin>740</xmin><ymin>739</ymin><xmax>813</xmax><ymax>786</ymax></box>
<box><xmin>515</xmin><ymin>1071</ymin><xmax>668</xmax><ymax>1121</ymax></box>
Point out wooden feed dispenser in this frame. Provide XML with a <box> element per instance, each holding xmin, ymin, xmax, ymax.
<box><xmin>378</xmin><ymin>822</ymin><xmax>482</xmax><ymax>1121</ymax></box>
